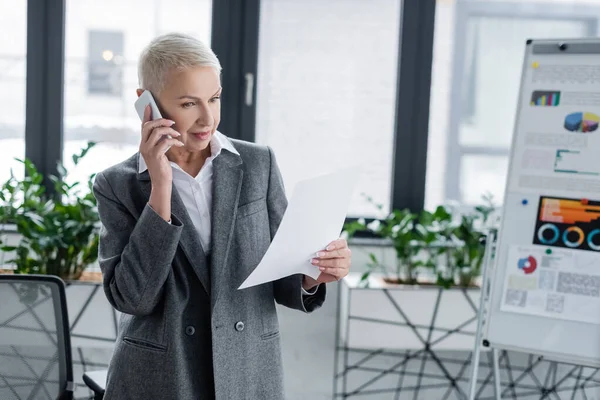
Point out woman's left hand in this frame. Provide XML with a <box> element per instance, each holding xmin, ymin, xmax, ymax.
<box><xmin>304</xmin><ymin>239</ymin><xmax>352</xmax><ymax>289</ymax></box>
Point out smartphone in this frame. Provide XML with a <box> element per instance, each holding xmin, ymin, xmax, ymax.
<box><xmin>134</xmin><ymin>90</ymin><xmax>172</xmax><ymax>151</ymax></box>
<box><xmin>134</xmin><ymin>90</ymin><xmax>162</xmax><ymax>121</ymax></box>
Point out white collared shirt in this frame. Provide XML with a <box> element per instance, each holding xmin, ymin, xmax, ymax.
<box><xmin>138</xmin><ymin>131</ymin><xmax>239</xmax><ymax>255</ymax></box>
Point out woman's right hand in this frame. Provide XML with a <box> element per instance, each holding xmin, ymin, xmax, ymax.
<box><xmin>140</xmin><ymin>105</ymin><xmax>184</xmax><ymax>221</ymax></box>
<box><xmin>139</xmin><ymin>105</ymin><xmax>184</xmax><ymax>188</ymax></box>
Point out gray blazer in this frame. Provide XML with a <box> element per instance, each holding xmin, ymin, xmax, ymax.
<box><xmin>93</xmin><ymin>138</ymin><xmax>326</xmax><ymax>400</ymax></box>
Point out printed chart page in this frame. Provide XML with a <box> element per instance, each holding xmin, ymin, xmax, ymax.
<box><xmin>509</xmin><ymin>58</ymin><xmax>600</xmax><ymax>196</ymax></box>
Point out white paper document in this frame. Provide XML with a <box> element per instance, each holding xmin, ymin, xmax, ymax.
<box><xmin>500</xmin><ymin>245</ymin><xmax>600</xmax><ymax>325</ymax></box>
<box><xmin>238</xmin><ymin>167</ymin><xmax>359</xmax><ymax>290</ymax></box>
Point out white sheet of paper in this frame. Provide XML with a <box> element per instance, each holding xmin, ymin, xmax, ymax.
<box><xmin>238</xmin><ymin>167</ymin><xmax>359</xmax><ymax>290</ymax></box>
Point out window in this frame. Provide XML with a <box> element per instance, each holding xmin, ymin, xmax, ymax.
<box><xmin>425</xmin><ymin>0</ymin><xmax>598</xmax><ymax>210</ymax></box>
<box><xmin>255</xmin><ymin>0</ymin><xmax>402</xmax><ymax>217</ymax></box>
<box><xmin>63</xmin><ymin>0</ymin><xmax>213</xmax><ymax>186</ymax></box>
<box><xmin>0</xmin><ymin>0</ymin><xmax>27</xmax><ymax>183</ymax></box>
<box><xmin>88</xmin><ymin>30</ymin><xmax>124</xmax><ymax>96</ymax></box>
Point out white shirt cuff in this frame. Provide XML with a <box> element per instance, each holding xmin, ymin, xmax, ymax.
<box><xmin>301</xmin><ymin>284</ymin><xmax>319</xmax><ymax>296</ymax></box>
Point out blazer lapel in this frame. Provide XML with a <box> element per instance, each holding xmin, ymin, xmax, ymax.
<box><xmin>210</xmin><ymin>150</ymin><xmax>243</xmax><ymax>308</ymax></box>
<box><xmin>137</xmin><ymin>159</ymin><xmax>211</xmax><ymax>295</ymax></box>
<box><xmin>170</xmin><ymin>187</ymin><xmax>210</xmax><ymax>295</ymax></box>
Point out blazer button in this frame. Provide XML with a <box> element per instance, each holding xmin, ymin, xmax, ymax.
<box><xmin>185</xmin><ymin>325</ymin><xmax>196</xmax><ymax>336</ymax></box>
<box><xmin>235</xmin><ymin>321</ymin><xmax>245</xmax><ymax>332</ymax></box>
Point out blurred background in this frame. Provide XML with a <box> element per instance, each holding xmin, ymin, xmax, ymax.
<box><xmin>8</xmin><ymin>0</ymin><xmax>597</xmax><ymax>215</ymax></box>
<box><xmin>2</xmin><ymin>0</ymin><xmax>600</xmax><ymax>399</ymax></box>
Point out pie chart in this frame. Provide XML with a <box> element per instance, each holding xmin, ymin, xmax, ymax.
<box><xmin>517</xmin><ymin>256</ymin><xmax>537</xmax><ymax>274</ymax></box>
<box><xmin>564</xmin><ymin>112</ymin><xmax>600</xmax><ymax>133</ymax></box>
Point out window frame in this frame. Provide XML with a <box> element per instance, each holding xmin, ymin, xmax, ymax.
<box><xmin>445</xmin><ymin>1</ymin><xmax>600</xmax><ymax>205</ymax></box>
<box><xmin>211</xmin><ymin>0</ymin><xmax>260</xmax><ymax>144</ymax></box>
<box><xmin>25</xmin><ymin>0</ymin><xmax>66</xmax><ymax>194</ymax></box>
<box><xmin>391</xmin><ymin>0</ymin><xmax>436</xmax><ymax>214</ymax></box>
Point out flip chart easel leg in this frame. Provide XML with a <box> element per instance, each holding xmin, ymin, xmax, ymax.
<box><xmin>493</xmin><ymin>348</ymin><xmax>502</xmax><ymax>400</ymax></box>
<box><xmin>467</xmin><ymin>229</ymin><xmax>497</xmax><ymax>400</ymax></box>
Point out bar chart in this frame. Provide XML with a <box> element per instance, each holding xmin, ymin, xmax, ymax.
<box><xmin>530</xmin><ymin>90</ymin><xmax>561</xmax><ymax>106</ymax></box>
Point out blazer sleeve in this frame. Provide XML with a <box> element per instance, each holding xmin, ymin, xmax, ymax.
<box><xmin>93</xmin><ymin>172</ymin><xmax>183</xmax><ymax>316</ymax></box>
<box><xmin>266</xmin><ymin>147</ymin><xmax>326</xmax><ymax>313</ymax></box>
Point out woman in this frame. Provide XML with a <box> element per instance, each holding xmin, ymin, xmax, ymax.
<box><xmin>93</xmin><ymin>33</ymin><xmax>352</xmax><ymax>399</ymax></box>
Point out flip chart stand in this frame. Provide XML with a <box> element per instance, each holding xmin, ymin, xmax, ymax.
<box><xmin>467</xmin><ymin>229</ymin><xmax>502</xmax><ymax>400</ymax></box>
<box><xmin>467</xmin><ymin>230</ymin><xmax>600</xmax><ymax>399</ymax></box>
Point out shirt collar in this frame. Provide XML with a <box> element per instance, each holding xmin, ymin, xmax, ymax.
<box><xmin>138</xmin><ymin>131</ymin><xmax>239</xmax><ymax>174</ymax></box>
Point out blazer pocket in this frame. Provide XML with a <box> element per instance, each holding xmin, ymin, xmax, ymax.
<box><xmin>123</xmin><ymin>336</ymin><xmax>168</xmax><ymax>353</ymax></box>
<box><xmin>237</xmin><ymin>197</ymin><xmax>267</xmax><ymax>218</ymax></box>
<box><xmin>259</xmin><ymin>286</ymin><xmax>280</xmax><ymax>341</ymax></box>
<box><xmin>260</xmin><ymin>331</ymin><xmax>280</xmax><ymax>341</ymax></box>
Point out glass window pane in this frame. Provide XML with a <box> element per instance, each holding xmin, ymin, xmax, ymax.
<box><xmin>255</xmin><ymin>0</ymin><xmax>401</xmax><ymax>217</ymax></box>
<box><xmin>0</xmin><ymin>0</ymin><xmax>26</xmax><ymax>182</ymax></box>
<box><xmin>460</xmin><ymin>155</ymin><xmax>509</xmax><ymax>205</ymax></box>
<box><xmin>459</xmin><ymin>18</ymin><xmax>588</xmax><ymax>148</ymax></box>
<box><xmin>425</xmin><ymin>0</ymin><xmax>594</xmax><ymax>209</ymax></box>
<box><xmin>63</xmin><ymin>0</ymin><xmax>213</xmax><ymax>186</ymax></box>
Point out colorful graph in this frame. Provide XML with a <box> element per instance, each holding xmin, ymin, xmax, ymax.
<box><xmin>530</xmin><ymin>90</ymin><xmax>560</xmax><ymax>106</ymax></box>
<box><xmin>517</xmin><ymin>256</ymin><xmax>537</xmax><ymax>274</ymax></box>
<box><xmin>533</xmin><ymin>197</ymin><xmax>600</xmax><ymax>251</ymax></box>
<box><xmin>564</xmin><ymin>112</ymin><xmax>599</xmax><ymax>133</ymax></box>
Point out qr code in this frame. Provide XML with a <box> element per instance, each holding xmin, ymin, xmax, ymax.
<box><xmin>505</xmin><ymin>289</ymin><xmax>527</xmax><ymax>307</ymax></box>
<box><xmin>538</xmin><ymin>269</ymin><xmax>556</xmax><ymax>291</ymax></box>
<box><xmin>546</xmin><ymin>294</ymin><xmax>564</xmax><ymax>313</ymax></box>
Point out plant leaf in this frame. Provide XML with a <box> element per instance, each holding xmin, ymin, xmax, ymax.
<box><xmin>368</xmin><ymin>253</ymin><xmax>378</xmax><ymax>264</ymax></box>
<box><xmin>360</xmin><ymin>271</ymin><xmax>370</xmax><ymax>282</ymax></box>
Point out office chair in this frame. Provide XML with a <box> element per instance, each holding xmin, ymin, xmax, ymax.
<box><xmin>0</xmin><ymin>274</ymin><xmax>75</xmax><ymax>400</ymax></box>
<box><xmin>82</xmin><ymin>369</ymin><xmax>106</xmax><ymax>400</ymax></box>
<box><xmin>0</xmin><ymin>274</ymin><xmax>109</xmax><ymax>400</ymax></box>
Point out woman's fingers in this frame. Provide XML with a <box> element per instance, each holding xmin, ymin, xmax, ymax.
<box><xmin>316</xmin><ymin>267</ymin><xmax>345</xmax><ymax>279</ymax></box>
<box><xmin>156</xmin><ymin>138</ymin><xmax>185</xmax><ymax>154</ymax></box>
<box><xmin>312</xmin><ymin>258</ymin><xmax>344</xmax><ymax>268</ymax></box>
<box><xmin>141</xmin><ymin>118</ymin><xmax>176</xmax><ymax>143</ymax></box>
<box><xmin>325</xmin><ymin>238</ymin><xmax>348</xmax><ymax>251</ymax></box>
<box><xmin>142</xmin><ymin>104</ymin><xmax>152</xmax><ymax>124</ymax></box>
<box><xmin>147</xmin><ymin>126</ymin><xmax>181</xmax><ymax>146</ymax></box>
<box><xmin>315</xmin><ymin>247</ymin><xmax>351</xmax><ymax>259</ymax></box>
<box><xmin>140</xmin><ymin>122</ymin><xmax>183</xmax><ymax>159</ymax></box>
<box><xmin>309</xmin><ymin>237</ymin><xmax>353</xmax><ymax>284</ymax></box>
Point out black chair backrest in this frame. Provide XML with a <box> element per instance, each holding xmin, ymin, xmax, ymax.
<box><xmin>0</xmin><ymin>274</ymin><xmax>73</xmax><ymax>400</ymax></box>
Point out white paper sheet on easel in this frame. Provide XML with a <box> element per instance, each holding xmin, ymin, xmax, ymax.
<box><xmin>238</xmin><ymin>166</ymin><xmax>359</xmax><ymax>290</ymax></box>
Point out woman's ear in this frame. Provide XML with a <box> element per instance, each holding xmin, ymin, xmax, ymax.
<box><xmin>136</xmin><ymin>88</ymin><xmax>144</xmax><ymax>98</ymax></box>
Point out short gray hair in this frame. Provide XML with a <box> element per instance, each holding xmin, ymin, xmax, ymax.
<box><xmin>138</xmin><ymin>33</ymin><xmax>222</xmax><ymax>94</ymax></box>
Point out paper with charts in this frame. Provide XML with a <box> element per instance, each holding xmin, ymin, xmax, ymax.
<box><xmin>501</xmin><ymin>244</ymin><xmax>600</xmax><ymax>325</ymax></box>
<box><xmin>238</xmin><ymin>167</ymin><xmax>359</xmax><ymax>290</ymax></box>
<box><xmin>507</xmin><ymin>57</ymin><xmax>600</xmax><ymax>197</ymax></box>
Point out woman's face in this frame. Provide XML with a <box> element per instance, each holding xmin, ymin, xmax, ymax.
<box><xmin>151</xmin><ymin>66</ymin><xmax>222</xmax><ymax>153</ymax></box>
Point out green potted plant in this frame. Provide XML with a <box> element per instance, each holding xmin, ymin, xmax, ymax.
<box><xmin>344</xmin><ymin>197</ymin><xmax>431</xmax><ymax>286</ymax></box>
<box><xmin>446</xmin><ymin>194</ymin><xmax>497</xmax><ymax>288</ymax></box>
<box><xmin>416</xmin><ymin>204</ymin><xmax>462</xmax><ymax>288</ymax></box>
<box><xmin>344</xmin><ymin>194</ymin><xmax>498</xmax><ymax>288</ymax></box>
<box><xmin>0</xmin><ymin>142</ymin><xmax>100</xmax><ymax>281</ymax></box>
